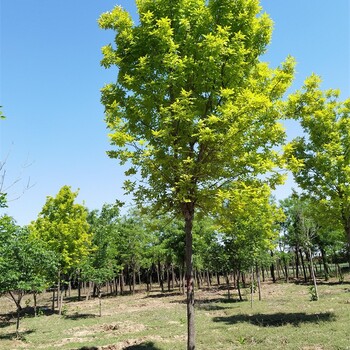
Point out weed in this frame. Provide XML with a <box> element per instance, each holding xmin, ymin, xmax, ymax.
<box><xmin>238</xmin><ymin>336</ymin><xmax>246</xmax><ymax>344</ymax></box>
<box><xmin>61</xmin><ymin>305</ymin><xmax>68</xmax><ymax>316</ymax></box>
<box><xmin>309</xmin><ymin>286</ymin><xmax>318</xmax><ymax>301</ymax></box>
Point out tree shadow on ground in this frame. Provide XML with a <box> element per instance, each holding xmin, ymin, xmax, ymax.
<box><xmin>0</xmin><ymin>307</ymin><xmax>58</xmax><ymax>322</ymax></box>
<box><xmin>64</xmin><ymin>313</ymin><xmax>97</xmax><ymax>320</ymax></box>
<box><xmin>124</xmin><ymin>342</ymin><xmax>162</xmax><ymax>349</ymax></box>
<box><xmin>213</xmin><ymin>312</ymin><xmax>336</xmax><ymax>327</ymax></box>
<box><xmin>77</xmin><ymin>342</ymin><xmax>161</xmax><ymax>350</ymax></box>
<box><xmin>314</xmin><ymin>281</ymin><xmax>350</xmax><ymax>286</ymax></box>
<box><xmin>143</xmin><ymin>291</ymin><xmax>183</xmax><ymax>299</ymax></box>
<box><xmin>195</xmin><ymin>297</ymin><xmax>243</xmax><ymax>311</ymax></box>
<box><xmin>0</xmin><ymin>329</ymin><xmax>34</xmax><ymax>340</ymax></box>
<box><xmin>170</xmin><ymin>296</ymin><xmax>242</xmax><ymax>306</ymax></box>
<box><xmin>0</xmin><ymin>320</ymin><xmax>12</xmax><ymax>329</ymax></box>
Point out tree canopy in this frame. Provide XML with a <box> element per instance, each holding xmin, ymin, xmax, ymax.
<box><xmin>285</xmin><ymin>75</ymin><xmax>350</xmax><ymax>260</ymax></box>
<box><xmin>30</xmin><ymin>185</ymin><xmax>91</xmax><ymax>273</ymax></box>
<box><xmin>99</xmin><ymin>1</ymin><xmax>295</xmax><ymax>348</ymax></box>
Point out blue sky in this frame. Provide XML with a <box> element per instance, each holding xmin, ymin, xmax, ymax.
<box><xmin>1</xmin><ymin>0</ymin><xmax>349</xmax><ymax>226</ymax></box>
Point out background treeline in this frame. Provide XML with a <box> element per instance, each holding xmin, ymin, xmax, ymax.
<box><xmin>0</xmin><ymin>184</ymin><xmax>348</xmax><ymax>334</ymax></box>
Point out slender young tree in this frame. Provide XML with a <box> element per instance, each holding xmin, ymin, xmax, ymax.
<box><xmin>99</xmin><ymin>1</ymin><xmax>295</xmax><ymax>348</ymax></box>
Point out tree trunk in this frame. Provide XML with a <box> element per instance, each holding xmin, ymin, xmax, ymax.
<box><xmin>183</xmin><ymin>204</ymin><xmax>195</xmax><ymax>350</ymax></box>
<box><xmin>78</xmin><ymin>279</ymin><xmax>81</xmax><ymax>301</ymax></box>
<box><xmin>346</xmin><ymin>224</ymin><xmax>350</xmax><ymax>268</ymax></box>
<box><xmin>320</xmin><ymin>247</ymin><xmax>329</xmax><ymax>281</ymax></box>
<box><xmin>216</xmin><ymin>273</ymin><xmax>220</xmax><ymax>286</ymax></box>
<box><xmin>261</xmin><ymin>267</ymin><xmax>265</xmax><ymax>282</ymax></box>
<box><xmin>167</xmin><ymin>265</ymin><xmax>171</xmax><ymax>292</ymax></box>
<box><xmin>241</xmin><ymin>272</ymin><xmax>246</xmax><ymax>288</ymax></box>
<box><xmin>33</xmin><ymin>293</ymin><xmax>37</xmax><ymax>317</ymax></box>
<box><xmin>206</xmin><ymin>270</ymin><xmax>210</xmax><ymax>288</ymax></box>
<box><xmin>86</xmin><ymin>282</ymin><xmax>94</xmax><ymax>301</ymax></box>
<box><xmin>250</xmin><ymin>267</ymin><xmax>254</xmax><ymax>308</ymax></box>
<box><xmin>196</xmin><ymin>270</ymin><xmax>201</xmax><ymax>290</ymax></box>
<box><xmin>68</xmin><ymin>279</ymin><xmax>71</xmax><ymax>297</ymax></box>
<box><xmin>295</xmin><ymin>247</ymin><xmax>300</xmax><ymax>279</ymax></box>
<box><xmin>225</xmin><ymin>273</ymin><xmax>231</xmax><ymax>300</ymax></box>
<box><xmin>98</xmin><ymin>288</ymin><xmax>102</xmax><ymax>317</ymax></box>
<box><xmin>132</xmin><ymin>266</ymin><xmax>136</xmax><ymax>295</ymax></box>
<box><xmin>120</xmin><ymin>273</ymin><xmax>124</xmax><ymax>295</ymax></box>
<box><xmin>270</xmin><ymin>251</ymin><xmax>276</xmax><ymax>283</ymax></box>
<box><xmin>309</xmin><ymin>248</ymin><xmax>319</xmax><ymax>301</ymax></box>
<box><xmin>156</xmin><ymin>263</ymin><xmax>160</xmax><ymax>285</ymax></box>
<box><xmin>283</xmin><ymin>256</ymin><xmax>289</xmax><ymax>283</ymax></box>
<box><xmin>237</xmin><ymin>270</ymin><xmax>243</xmax><ymax>301</ymax></box>
<box><xmin>158</xmin><ymin>260</ymin><xmax>164</xmax><ymax>293</ymax></box>
<box><xmin>52</xmin><ymin>288</ymin><xmax>55</xmax><ymax>312</ymax></box>
<box><xmin>306</xmin><ymin>250</ymin><xmax>313</xmax><ymax>280</ymax></box>
<box><xmin>256</xmin><ymin>265</ymin><xmax>262</xmax><ymax>301</ymax></box>
<box><xmin>58</xmin><ymin>270</ymin><xmax>62</xmax><ymax>315</ymax></box>
<box><xmin>16</xmin><ymin>304</ymin><xmax>21</xmax><ymax>338</ymax></box>
<box><xmin>114</xmin><ymin>276</ymin><xmax>118</xmax><ymax>296</ymax></box>
<box><xmin>171</xmin><ymin>264</ymin><xmax>175</xmax><ymax>289</ymax></box>
<box><xmin>149</xmin><ymin>268</ymin><xmax>153</xmax><ymax>291</ymax></box>
<box><xmin>299</xmin><ymin>249</ymin><xmax>307</xmax><ymax>282</ymax></box>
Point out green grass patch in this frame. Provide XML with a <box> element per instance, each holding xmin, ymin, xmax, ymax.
<box><xmin>1</xmin><ymin>278</ymin><xmax>349</xmax><ymax>349</ymax></box>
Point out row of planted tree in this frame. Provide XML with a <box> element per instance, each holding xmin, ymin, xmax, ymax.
<box><xmin>0</xmin><ymin>184</ymin><xmax>348</xmax><ymax>335</ymax></box>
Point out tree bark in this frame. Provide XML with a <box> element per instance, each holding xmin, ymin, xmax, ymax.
<box><xmin>250</xmin><ymin>267</ymin><xmax>254</xmax><ymax>308</ymax></box>
<box><xmin>270</xmin><ymin>251</ymin><xmax>276</xmax><ymax>283</ymax></box>
<box><xmin>58</xmin><ymin>270</ymin><xmax>62</xmax><ymax>315</ymax></box>
<box><xmin>225</xmin><ymin>273</ymin><xmax>231</xmax><ymax>300</ymax></box>
<box><xmin>52</xmin><ymin>288</ymin><xmax>55</xmax><ymax>312</ymax></box>
<box><xmin>309</xmin><ymin>249</ymin><xmax>318</xmax><ymax>300</ymax></box>
<box><xmin>319</xmin><ymin>250</ymin><xmax>328</xmax><ymax>281</ymax></box>
<box><xmin>236</xmin><ymin>270</ymin><xmax>243</xmax><ymax>301</ymax></box>
<box><xmin>346</xmin><ymin>224</ymin><xmax>350</xmax><ymax>268</ymax></box>
<box><xmin>16</xmin><ymin>305</ymin><xmax>21</xmax><ymax>338</ymax></box>
<box><xmin>158</xmin><ymin>260</ymin><xmax>164</xmax><ymax>293</ymax></box>
<box><xmin>206</xmin><ymin>270</ymin><xmax>210</xmax><ymax>288</ymax></box>
<box><xmin>183</xmin><ymin>204</ymin><xmax>195</xmax><ymax>350</ymax></box>
<box><xmin>98</xmin><ymin>288</ymin><xmax>102</xmax><ymax>317</ymax></box>
<box><xmin>299</xmin><ymin>249</ymin><xmax>307</xmax><ymax>282</ymax></box>
<box><xmin>171</xmin><ymin>264</ymin><xmax>175</xmax><ymax>289</ymax></box>
<box><xmin>295</xmin><ymin>247</ymin><xmax>300</xmax><ymax>279</ymax></box>
<box><xmin>256</xmin><ymin>265</ymin><xmax>262</xmax><ymax>301</ymax></box>
<box><xmin>167</xmin><ymin>265</ymin><xmax>171</xmax><ymax>292</ymax></box>
<box><xmin>33</xmin><ymin>293</ymin><xmax>37</xmax><ymax>317</ymax></box>
<box><xmin>132</xmin><ymin>265</ymin><xmax>136</xmax><ymax>295</ymax></box>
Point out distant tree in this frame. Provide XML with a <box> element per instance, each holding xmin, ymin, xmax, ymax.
<box><xmin>82</xmin><ymin>203</ymin><xmax>121</xmax><ymax>315</ymax></box>
<box><xmin>217</xmin><ymin>182</ymin><xmax>282</xmax><ymax>298</ymax></box>
<box><xmin>280</xmin><ymin>194</ymin><xmax>320</xmax><ymax>299</ymax></box>
<box><xmin>30</xmin><ymin>185</ymin><xmax>91</xmax><ymax>315</ymax></box>
<box><xmin>0</xmin><ymin>222</ymin><xmax>57</xmax><ymax>336</ymax></box>
<box><xmin>99</xmin><ymin>1</ymin><xmax>295</xmax><ymax>348</ymax></box>
<box><xmin>285</xmin><ymin>75</ymin><xmax>350</xmax><ymax>265</ymax></box>
<box><xmin>117</xmin><ymin>210</ymin><xmax>151</xmax><ymax>295</ymax></box>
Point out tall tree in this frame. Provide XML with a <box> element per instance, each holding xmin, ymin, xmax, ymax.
<box><xmin>285</xmin><ymin>75</ymin><xmax>350</xmax><ymax>265</ymax></box>
<box><xmin>30</xmin><ymin>185</ymin><xmax>91</xmax><ymax>314</ymax></box>
<box><xmin>99</xmin><ymin>1</ymin><xmax>295</xmax><ymax>348</ymax></box>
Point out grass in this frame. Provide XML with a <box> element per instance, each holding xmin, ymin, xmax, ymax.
<box><xmin>0</xmin><ymin>277</ymin><xmax>349</xmax><ymax>350</ymax></box>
